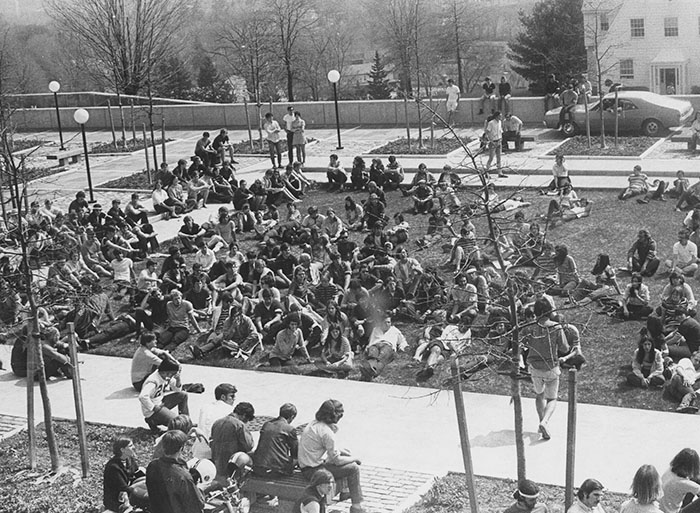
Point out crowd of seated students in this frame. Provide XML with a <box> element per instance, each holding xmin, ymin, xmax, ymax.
<box><xmin>5</xmin><ymin>140</ymin><xmax>700</xmax><ymax>416</ymax></box>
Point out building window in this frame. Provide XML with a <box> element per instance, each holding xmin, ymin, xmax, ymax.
<box><xmin>664</xmin><ymin>17</ymin><xmax>678</xmax><ymax>37</ymax></box>
<box><xmin>600</xmin><ymin>13</ymin><xmax>609</xmax><ymax>31</ymax></box>
<box><xmin>630</xmin><ymin>18</ymin><xmax>645</xmax><ymax>38</ymax></box>
<box><xmin>619</xmin><ymin>59</ymin><xmax>634</xmax><ymax>79</ymax></box>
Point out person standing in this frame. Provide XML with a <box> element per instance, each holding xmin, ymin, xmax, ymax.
<box><xmin>264</xmin><ymin>112</ymin><xmax>284</xmax><ymax>169</ymax></box>
<box><xmin>544</xmin><ymin>74</ymin><xmax>561</xmax><ymax>112</ymax></box>
<box><xmin>292</xmin><ymin>111</ymin><xmax>307</xmax><ymax>165</ymax></box>
<box><xmin>558</xmin><ymin>84</ymin><xmax>579</xmax><ymax>130</ymax></box>
<box><xmin>445</xmin><ymin>78</ymin><xmax>460</xmax><ymax>126</ymax></box>
<box><xmin>502</xmin><ymin>113</ymin><xmax>523</xmax><ymax>152</ymax></box>
<box><xmin>283</xmin><ymin>106</ymin><xmax>296</xmax><ymax>165</ymax></box>
<box><xmin>253</xmin><ymin>403</ymin><xmax>299</xmax><ymax>477</ymax></box>
<box><xmin>485</xmin><ymin>111</ymin><xmax>507</xmax><ymax>177</ymax></box>
<box><xmin>146</xmin><ymin>430</ymin><xmax>205</xmax><ymax>513</ymax></box>
<box><xmin>520</xmin><ymin>298</ymin><xmax>569</xmax><ymax>440</ymax></box>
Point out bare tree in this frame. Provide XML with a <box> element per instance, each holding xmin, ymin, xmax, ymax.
<box><xmin>583</xmin><ymin>0</ymin><xmax>624</xmax><ymax>148</ymax></box>
<box><xmin>46</xmin><ymin>0</ymin><xmax>189</xmax><ymax>95</ymax></box>
<box><xmin>268</xmin><ymin>0</ymin><xmax>318</xmax><ymax>102</ymax></box>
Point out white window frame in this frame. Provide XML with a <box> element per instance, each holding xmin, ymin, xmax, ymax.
<box><xmin>630</xmin><ymin>18</ymin><xmax>645</xmax><ymax>38</ymax></box>
<box><xmin>619</xmin><ymin>59</ymin><xmax>634</xmax><ymax>80</ymax></box>
<box><xmin>664</xmin><ymin>17</ymin><xmax>679</xmax><ymax>37</ymax></box>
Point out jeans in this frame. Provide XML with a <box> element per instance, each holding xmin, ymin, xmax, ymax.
<box><xmin>365</xmin><ymin>342</ymin><xmax>396</xmax><ymax>376</ymax></box>
<box><xmin>286</xmin><ymin>131</ymin><xmax>294</xmax><ymax>164</ymax></box>
<box><xmin>145</xmin><ymin>391</ymin><xmax>189</xmax><ymax>428</ymax></box>
<box><xmin>158</xmin><ymin>326</ymin><xmax>190</xmax><ymax>348</ymax></box>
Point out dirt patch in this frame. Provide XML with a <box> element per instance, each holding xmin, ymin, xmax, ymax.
<box><xmin>369</xmin><ymin>136</ymin><xmax>473</xmax><ymax>155</ymax></box>
<box><xmin>548</xmin><ymin>135</ymin><xmax>659</xmax><ymax>156</ymax></box>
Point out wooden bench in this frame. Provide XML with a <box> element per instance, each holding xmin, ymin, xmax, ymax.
<box><xmin>670</xmin><ymin>128</ymin><xmax>697</xmax><ymax>150</ymax></box>
<box><xmin>241</xmin><ymin>471</ymin><xmax>308</xmax><ymax>513</ymax></box>
<box><xmin>46</xmin><ymin>148</ymin><xmax>83</xmax><ymax>167</ymax></box>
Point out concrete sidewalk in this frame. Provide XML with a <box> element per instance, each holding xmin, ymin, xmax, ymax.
<box><xmin>0</xmin><ymin>346</ymin><xmax>695</xmax><ymax>494</ymax></box>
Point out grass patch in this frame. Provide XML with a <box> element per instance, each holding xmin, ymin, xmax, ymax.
<box><xmin>369</xmin><ymin>136</ymin><xmax>473</xmax><ymax>155</ymax></box>
<box><xmin>90</xmin><ymin>138</ymin><xmax>173</xmax><ymax>154</ymax></box>
<box><xmin>406</xmin><ymin>472</ymin><xmax>628</xmax><ymax>513</ymax></box>
<box><xmin>83</xmin><ymin>185</ymin><xmax>688</xmax><ymax>414</ymax></box>
<box><xmin>97</xmin><ymin>170</ymin><xmax>155</xmax><ymax>190</ymax></box>
<box><xmin>550</xmin><ymin>136</ymin><xmax>658</xmax><ymax>157</ymax></box>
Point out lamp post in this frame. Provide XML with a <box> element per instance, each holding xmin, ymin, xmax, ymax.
<box><xmin>48</xmin><ymin>81</ymin><xmax>66</xmax><ymax>151</ymax></box>
<box><xmin>327</xmin><ymin>69</ymin><xmax>343</xmax><ymax>150</ymax></box>
<box><xmin>73</xmin><ymin>108</ymin><xmax>95</xmax><ymax>203</ymax></box>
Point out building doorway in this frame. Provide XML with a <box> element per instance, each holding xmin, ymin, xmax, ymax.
<box><xmin>656</xmin><ymin>67</ymin><xmax>679</xmax><ymax>94</ymax></box>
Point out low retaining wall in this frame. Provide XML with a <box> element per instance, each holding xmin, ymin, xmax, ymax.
<box><xmin>13</xmin><ymin>95</ymin><xmax>700</xmax><ymax>132</ymax></box>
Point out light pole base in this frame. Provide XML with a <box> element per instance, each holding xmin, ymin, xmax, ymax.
<box><xmin>336</xmin><ymin>146</ymin><xmax>344</xmax><ymax>150</ymax></box>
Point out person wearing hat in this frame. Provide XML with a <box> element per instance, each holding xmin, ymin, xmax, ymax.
<box><xmin>294</xmin><ymin>468</ymin><xmax>335</xmax><ymax>513</ymax></box>
<box><xmin>86</xmin><ymin>202</ymin><xmax>108</xmax><ymax>238</ymax></box>
<box><xmin>504</xmin><ymin>479</ymin><xmax>547</xmax><ymax>513</ymax></box>
<box><xmin>139</xmin><ymin>357</ymin><xmax>189</xmax><ymax>432</ymax></box>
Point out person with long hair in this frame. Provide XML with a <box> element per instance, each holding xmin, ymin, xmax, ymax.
<box><xmin>344</xmin><ymin>196</ymin><xmax>364</xmax><ymax>231</ymax></box>
<box><xmin>551</xmin><ymin>244</ymin><xmax>579</xmax><ymax>296</ymax></box>
<box><xmin>620</xmin><ymin>465</ymin><xmax>663</xmax><ymax>513</ymax></box>
<box><xmin>660</xmin><ymin>448</ymin><xmax>700</xmax><ymax>513</ymax></box>
<box><xmin>622</xmin><ymin>274</ymin><xmax>653</xmax><ymax>320</ymax></box>
<box><xmin>628</xmin><ymin>229</ymin><xmax>661</xmax><ymax>277</ymax></box>
<box><xmin>298</xmin><ymin>400</ymin><xmax>364</xmax><ymax>513</ymax></box>
<box><xmin>295</xmin><ymin>469</ymin><xmax>335</xmax><ymax>513</ymax></box>
<box><xmin>291</xmin><ymin>111</ymin><xmax>307</xmax><ymax>164</ymax></box>
<box><xmin>350</xmin><ymin>156</ymin><xmax>368</xmax><ymax>191</ymax></box>
<box><xmin>103</xmin><ymin>437</ymin><xmax>148</xmax><ymax>513</ymax></box>
<box><xmin>319</xmin><ymin>324</ymin><xmax>353</xmax><ymax>377</ymax></box>
<box><xmin>627</xmin><ymin>332</ymin><xmax>666</xmax><ymax>388</ymax></box>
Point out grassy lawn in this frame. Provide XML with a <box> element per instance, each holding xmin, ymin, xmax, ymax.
<box><xmin>84</xmin><ymin>183</ymin><xmax>689</xmax><ymax>413</ymax></box>
<box><xmin>0</xmin><ymin>421</ymin><xmax>630</xmax><ymax>513</ymax></box>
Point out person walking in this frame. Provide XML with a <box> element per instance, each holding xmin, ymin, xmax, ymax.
<box><xmin>485</xmin><ymin>111</ymin><xmax>507</xmax><ymax>178</ymax></box>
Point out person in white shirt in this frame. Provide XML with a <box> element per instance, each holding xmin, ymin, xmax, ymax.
<box><xmin>502</xmin><ymin>113</ymin><xmax>524</xmax><ymax>152</ymax></box>
<box><xmin>445</xmin><ymin>78</ymin><xmax>460</xmax><ymax>126</ymax></box>
<box><xmin>282</xmin><ymin>105</ymin><xmax>296</xmax><ymax>165</ymax></box>
<box><xmin>360</xmin><ymin>314</ymin><xmax>408</xmax><ymax>381</ymax></box>
<box><xmin>264</xmin><ymin>112</ymin><xmax>283</xmax><ymax>169</ymax></box>
<box><xmin>485</xmin><ymin>111</ymin><xmax>506</xmax><ymax>177</ymax></box>
<box><xmin>138</xmin><ymin>357</ymin><xmax>189</xmax><ymax>432</ymax></box>
<box><xmin>665</xmin><ymin>228</ymin><xmax>699</xmax><ymax>276</ymax></box>
<box><xmin>198</xmin><ymin>383</ymin><xmax>237</xmax><ymax>440</ymax></box>
<box><xmin>137</xmin><ymin>259</ymin><xmax>162</xmax><ymax>293</ymax></box>
<box><xmin>668</xmin><ymin>350</ymin><xmax>700</xmax><ymax>413</ymax></box>
<box><xmin>194</xmin><ymin>239</ymin><xmax>217</xmax><ymax>272</ymax></box>
<box><xmin>111</xmin><ymin>249</ymin><xmax>136</xmax><ymax>286</ymax></box>
<box><xmin>414</xmin><ymin>312</ymin><xmax>474</xmax><ymax>381</ymax></box>
<box><xmin>567</xmin><ymin>479</ymin><xmax>606</xmax><ymax>513</ymax></box>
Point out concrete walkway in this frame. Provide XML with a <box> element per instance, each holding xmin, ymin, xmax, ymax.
<box><xmin>0</xmin><ymin>346</ymin><xmax>696</xmax><ymax>494</ymax></box>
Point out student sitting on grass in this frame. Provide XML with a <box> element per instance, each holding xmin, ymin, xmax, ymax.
<box><xmin>618</xmin><ymin>165</ymin><xmax>666</xmax><ymax>202</ymax></box>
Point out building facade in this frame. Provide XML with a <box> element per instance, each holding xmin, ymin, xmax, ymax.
<box><xmin>583</xmin><ymin>0</ymin><xmax>700</xmax><ymax>94</ymax></box>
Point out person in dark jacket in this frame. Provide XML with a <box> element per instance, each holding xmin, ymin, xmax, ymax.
<box><xmin>146</xmin><ymin>430</ymin><xmax>205</xmax><ymax>513</ymax></box>
<box><xmin>103</xmin><ymin>437</ymin><xmax>146</xmax><ymax>513</ymax></box>
<box><xmin>253</xmin><ymin>403</ymin><xmax>299</xmax><ymax>476</ymax></box>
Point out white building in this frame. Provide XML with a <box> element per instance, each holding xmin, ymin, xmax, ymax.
<box><xmin>583</xmin><ymin>0</ymin><xmax>700</xmax><ymax>94</ymax></box>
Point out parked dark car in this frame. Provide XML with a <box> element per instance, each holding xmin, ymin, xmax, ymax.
<box><xmin>545</xmin><ymin>91</ymin><xmax>694</xmax><ymax>137</ymax></box>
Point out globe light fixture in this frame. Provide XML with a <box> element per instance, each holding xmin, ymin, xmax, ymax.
<box><xmin>48</xmin><ymin>81</ymin><xmax>65</xmax><ymax>150</ymax></box>
<box><xmin>327</xmin><ymin>70</ymin><xmax>343</xmax><ymax>149</ymax></box>
<box><xmin>73</xmin><ymin>108</ymin><xmax>95</xmax><ymax>202</ymax></box>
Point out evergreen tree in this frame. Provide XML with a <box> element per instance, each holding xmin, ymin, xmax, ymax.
<box><xmin>153</xmin><ymin>57</ymin><xmax>192</xmax><ymax>99</ymax></box>
<box><xmin>197</xmin><ymin>55</ymin><xmax>219</xmax><ymax>89</ymax></box>
<box><xmin>508</xmin><ymin>0</ymin><xmax>586</xmax><ymax>93</ymax></box>
<box><xmin>366</xmin><ymin>51</ymin><xmax>391</xmax><ymax>99</ymax></box>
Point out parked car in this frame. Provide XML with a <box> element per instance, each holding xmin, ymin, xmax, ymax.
<box><xmin>544</xmin><ymin>91</ymin><xmax>694</xmax><ymax>137</ymax></box>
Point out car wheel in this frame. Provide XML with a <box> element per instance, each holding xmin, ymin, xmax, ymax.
<box><xmin>642</xmin><ymin>118</ymin><xmax>663</xmax><ymax>137</ymax></box>
<box><xmin>561</xmin><ymin>121</ymin><xmax>578</xmax><ymax>137</ymax></box>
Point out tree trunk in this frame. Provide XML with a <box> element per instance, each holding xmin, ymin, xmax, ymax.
<box><xmin>286</xmin><ymin>60</ymin><xmax>294</xmax><ymax>102</ymax></box>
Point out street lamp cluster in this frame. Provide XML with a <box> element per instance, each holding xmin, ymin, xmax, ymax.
<box><xmin>48</xmin><ymin>81</ymin><xmax>95</xmax><ymax>203</ymax></box>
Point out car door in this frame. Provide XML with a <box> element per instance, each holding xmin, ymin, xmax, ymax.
<box><xmin>618</xmin><ymin>99</ymin><xmax>642</xmax><ymax>132</ymax></box>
